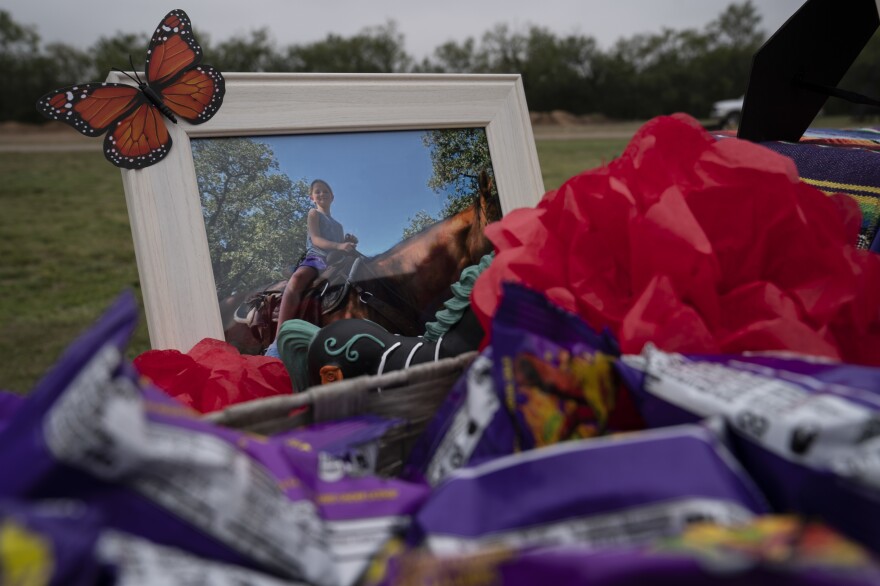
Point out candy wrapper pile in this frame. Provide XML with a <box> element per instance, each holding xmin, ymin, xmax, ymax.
<box><xmin>3</xmin><ymin>114</ymin><xmax>880</xmax><ymax>585</ymax></box>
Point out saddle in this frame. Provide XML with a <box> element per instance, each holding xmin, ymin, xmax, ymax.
<box><xmin>237</xmin><ymin>250</ymin><xmax>424</xmax><ymax>349</ymax></box>
<box><xmin>234</xmin><ymin>252</ymin><xmax>363</xmax><ymax>348</ymax></box>
<box><xmin>236</xmin><ymin>287</ymin><xmax>282</xmax><ymax>349</ymax></box>
<box><xmin>313</xmin><ymin>251</ymin><xmax>361</xmax><ymax>315</ymax></box>
<box><xmin>314</xmin><ymin>253</ymin><xmax>422</xmax><ymax>336</ymax></box>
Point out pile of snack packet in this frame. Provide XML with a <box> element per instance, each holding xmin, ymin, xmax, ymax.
<box><xmin>2</xmin><ymin>285</ymin><xmax>879</xmax><ymax>585</ymax></box>
<box><xmin>3</xmin><ymin>114</ymin><xmax>880</xmax><ymax>585</ymax></box>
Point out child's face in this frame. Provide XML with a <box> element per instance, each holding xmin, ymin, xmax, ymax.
<box><xmin>311</xmin><ymin>183</ymin><xmax>334</xmax><ymax>208</ymax></box>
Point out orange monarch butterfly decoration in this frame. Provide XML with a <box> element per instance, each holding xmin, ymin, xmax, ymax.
<box><xmin>36</xmin><ymin>9</ymin><xmax>225</xmax><ymax>170</ymax></box>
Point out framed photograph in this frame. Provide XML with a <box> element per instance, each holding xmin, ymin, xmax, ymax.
<box><xmin>114</xmin><ymin>72</ymin><xmax>545</xmax><ymax>352</ymax></box>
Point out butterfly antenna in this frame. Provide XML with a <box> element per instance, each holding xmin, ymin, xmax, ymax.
<box><xmin>119</xmin><ymin>54</ymin><xmax>177</xmax><ymax>124</ymax></box>
<box><xmin>111</xmin><ymin>67</ymin><xmax>141</xmax><ymax>86</ymax></box>
<box><xmin>129</xmin><ymin>56</ymin><xmax>144</xmax><ymax>85</ymax></box>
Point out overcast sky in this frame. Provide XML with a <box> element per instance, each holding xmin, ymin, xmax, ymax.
<box><xmin>8</xmin><ymin>1</ymin><xmax>806</xmax><ymax>60</ymax></box>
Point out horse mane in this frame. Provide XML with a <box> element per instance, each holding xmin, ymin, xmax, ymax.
<box><xmin>423</xmin><ymin>252</ymin><xmax>494</xmax><ymax>341</ymax></box>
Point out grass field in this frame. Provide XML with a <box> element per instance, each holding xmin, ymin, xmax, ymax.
<box><xmin>0</xmin><ymin>151</ymin><xmax>151</xmax><ymax>393</ymax></box>
<box><xmin>537</xmin><ymin>138</ymin><xmax>630</xmax><ymax>188</ymax></box>
<box><xmin>0</xmin><ymin>137</ymin><xmax>628</xmax><ymax>393</ymax></box>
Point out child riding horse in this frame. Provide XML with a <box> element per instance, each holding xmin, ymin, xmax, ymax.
<box><xmin>224</xmin><ymin>170</ymin><xmax>501</xmax><ymax>354</ymax></box>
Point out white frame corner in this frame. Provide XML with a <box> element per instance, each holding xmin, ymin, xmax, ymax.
<box><xmin>113</xmin><ymin>72</ymin><xmax>545</xmax><ymax>351</ymax></box>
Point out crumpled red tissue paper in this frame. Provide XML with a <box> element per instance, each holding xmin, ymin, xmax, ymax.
<box><xmin>134</xmin><ymin>338</ymin><xmax>293</xmax><ymax>413</ymax></box>
<box><xmin>473</xmin><ymin>114</ymin><xmax>880</xmax><ymax>365</ymax></box>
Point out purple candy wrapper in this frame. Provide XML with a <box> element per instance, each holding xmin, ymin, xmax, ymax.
<box><xmin>405</xmin><ymin>284</ymin><xmax>642</xmax><ymax>487</ymax></box>
<box><xmin>403</xmin><ymin>350</ymin><xmax>516</xmax><ymax>486</ymax></box>
<box><xmin>617</xmin><ymin>345</ymin><xmax>880</xmax><ymax>551</ymax></box>
<box><xmin>0</xmin><ymin>499</ymin><xmax>308</xmax><ymax>585</ymax></box>
<box><xmin>0</xmin><ymin>499</ymin><xmax>105</xmax><ymax>585</ymax></box>
<box><xmin>723</xmin><ymin>353</ymin><xmax>880</xmax><ymax>392</ymax></box>
<box><xmin>0</xmin><ymin>390</ymin><xmax>24</xmax><ymax>431</ymax></box>
<box><xmin>410</xmin><ymin>424</ymin><xmax>769</xmax><ymax>554</ymax></box>
<box><xmin>490</xmin><ymin>283</ymin><xmax>644</xmax><ymax>450</ymax></box>
<box><xmin>97</xmin><ymin>531</ymin><xmax>309</xmax><ymax>585</ymax></box>
<box><xmin>275</xmin><ymin>415</ymin><xmax>403</xmax><ymax>483</ymax></box>
<box><xmin>368</xmin><ymin>516</ymin><xmax>880</xmax><ymax>586</ymax></box>
<box><xmin>0</xmin><ymin>293</ymin><xmax>428</xmax><ymax>586</ymax></box>
<box><xmin>271</xmin><ymin>416</ymin><xmax>432</xmax><ymax>585</ymax></box>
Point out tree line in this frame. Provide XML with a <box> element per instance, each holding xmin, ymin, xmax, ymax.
<box><xmin>3</xmin><ymin>2</ymin><xmax>878</xmax><ymax>126</ymax></box>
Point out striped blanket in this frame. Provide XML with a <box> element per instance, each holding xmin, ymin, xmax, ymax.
<box><xmin>716</xmin><ymin>128</ymin><xmax>880</xmax><ymax>252</ymax></box>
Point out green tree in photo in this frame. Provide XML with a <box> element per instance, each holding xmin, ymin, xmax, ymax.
<box><xmin>402</xmin><ymin>210</ymin><xmax>440</xmax><ymax>240</ymax></box>
<box><xmin>402</xmin><ymin>129</ymin><xmax>496</xmax><ymax>238</ymax></box>
<box><xmin>423</xmin><ymin>128</ymin><xmax>494</xmax><ymax>211</ymax></box>
<box><xmin>192</xmin><ymin>138</ymin><xmax>312</xmax><ymax>299</ymax></box>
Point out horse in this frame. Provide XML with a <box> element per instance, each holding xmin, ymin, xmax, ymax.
<box><xmin>222</xmin><ymin>170</ymin><xmax>501</xmax><ymax>355</ymax></box>
<box><xmin>275</xmin><ymin>253</ymin><xmax>493</xmax><ymax>391</ymax></box>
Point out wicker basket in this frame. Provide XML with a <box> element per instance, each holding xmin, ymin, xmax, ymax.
<box><xmin>203</xmin><ymin>351</ymin><xmax>478</xmax><ymax>476</ymax></box>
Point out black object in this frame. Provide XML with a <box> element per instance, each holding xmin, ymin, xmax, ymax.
<box><xmin>738</xmin><ymin>0</ymin><xmax>880</xmax><ymax>142</ymax></box>
<box><xmin>305</xmin><ymin>315</ymin><xmax>484</xmax><ymax>387</ymax></box>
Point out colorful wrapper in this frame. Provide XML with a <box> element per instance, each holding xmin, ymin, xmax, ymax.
<box><xmin>410</xmin><ymin>424</ymin><xmax>769</xmax><ymax>554</ymax></box>
<box><xmin>275</xmin><ymin>415</ymin><xmax>404</xmax><ymax>483</ymax></box>
<box><xmin>714</xmin><ymin>353</ymin><xmax>880</xmax><ymax>391</ymax></box>
<box><xmin>0</xmin><ymin>499</ymin><xmax>105</xmax><ymax>586</ymax></box>
<box><xmin>0</xmin><ymin>499</ymin><xmax>308</xmax><ymax>585</ymax></box>
<box><xmin>403</xmin><ymin>350</ymin><xmax>514</xmax><ymax>486</ymax></box>
<box><xmin>96</xmin><ymin>531</ymin><xmax>310</xmax><ymax>585</ymax></box>
<box><xmin>0</xmin><ymin>293</ymin><xmax>428</xmax><ymax>586</ymax></box>
<box><xmin>405</xmin><ymin>283</ymin><xmax>643</xmax><ymax>487</ymax></box>
<box><xmin>617</xmin><ymin>346</ymin><xmax>880</xmax><ymax>551</ymax></box>
<box><xmin>490</xmin><ymin>283</ymin><xmax>644</xmax><ymax>450</ymax></box>
<box><xmin>369</xmin><ymin>516</ymin><xmax>880</xmax><ymax>586</ymax></box>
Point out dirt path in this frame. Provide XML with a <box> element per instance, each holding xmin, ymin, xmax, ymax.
<box><xmin>0</xmin><ymin>123</ymin><xmax>101</xmax><ymax>152</ymax></box>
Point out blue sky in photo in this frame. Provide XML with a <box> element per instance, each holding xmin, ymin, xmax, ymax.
<box><xmin>254</xmin><ymin>130</ymin><xmax>457</xmax><ymax>256</ymax></box>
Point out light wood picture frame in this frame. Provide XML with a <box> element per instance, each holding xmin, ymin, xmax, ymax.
<box><xmin>113</xmin><ymin>72</ymin><xmax>545</xmax><ymax>352</ymax></box>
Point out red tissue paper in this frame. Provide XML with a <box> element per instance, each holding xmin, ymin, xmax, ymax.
<box><xmin>473</xmin><ymin>114</ymin><xmax>880</xmax><ymax>365</ymax></box>
<box><xmin>134</xmin><ymin>338</ymin><xmax>293</xmax><ymax>413</ymax></box>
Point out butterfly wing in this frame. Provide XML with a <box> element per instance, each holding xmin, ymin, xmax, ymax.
<box><xmin>37</xmin><ymin>9</ymin><xmax>223</xmax><ymax>170</ymax></box>
<box><xmin>104</xmin><ymin>103</ymin><xmax>172</xmax><ymax>169</ymax></box>
<box><xmin>36</xmin><ymin>83</ymin><xmax>143</xmax><ymax>137</ymax></box>
<box><xmin>159</xmin><ymin>65</ymin><xmax>226</xmax><ymax>124</ymax></box>
<box><xmin>146</xmin><ymin>9</ymin><xmax>225</xmax><ymax>125</ymax></box>
<box><xmin>145</xmin><ymin>9</ymin><xmax>201</xmax><ymax>87</ymax></box>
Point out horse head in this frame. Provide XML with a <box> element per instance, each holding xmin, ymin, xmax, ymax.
<box><xmin>313</xmin><ymin>169</ymin><xmax>501</xmax><ymax>335</ymax></box>
<box><xmin>466</xmin><ymin>168</ymin><xmax>502</xmax><ymax>263</ymax></box>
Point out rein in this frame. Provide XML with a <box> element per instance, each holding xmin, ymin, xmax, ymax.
<box><xmin>345</xmin><ymin>255</ymin><xmax>424</xmax><ymax>336</ymax></box>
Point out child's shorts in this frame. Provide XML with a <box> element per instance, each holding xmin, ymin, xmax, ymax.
<box><xmin>297</xmin><ymin>254</ymin><xmax>327</xmax><ymax>272</ymax></box>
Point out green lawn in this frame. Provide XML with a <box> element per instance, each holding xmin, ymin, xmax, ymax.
<box><xmin>0</xmin><ymin>138</ymin><xmax>626</xmax><ymax>393</ymax></box>
<box><xmin>0</xmin><ymin>151</ymin><xmax>151</xmax><ymax>393</ymax></box>
<box><xmin>536</xmin><ymin>138</ymin><xmax>631</xmax><ymax>190</ymax></box>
